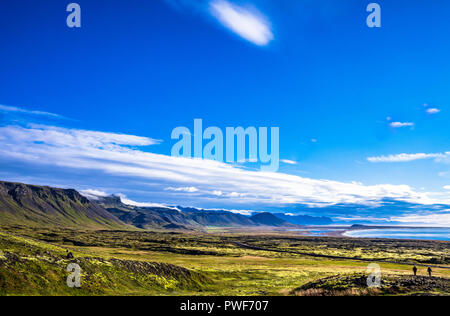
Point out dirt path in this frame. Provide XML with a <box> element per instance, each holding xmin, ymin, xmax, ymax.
<box><xmin>231</xmin><ymin>242</ymin><xmax>450</xmax><ymax>270</ymax></box>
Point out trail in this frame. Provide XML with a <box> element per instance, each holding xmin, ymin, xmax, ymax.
<box><xmin>231</xmin><ymin>242</ymin><xmax>450</xmax><ymax>270</ymax></box>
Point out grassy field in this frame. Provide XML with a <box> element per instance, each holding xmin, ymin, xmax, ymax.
<box><xmin>0</xmin><ymin>225</ymin><xmax>448</xmax><ymax>296</ymax></box>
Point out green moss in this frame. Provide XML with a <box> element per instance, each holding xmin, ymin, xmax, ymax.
<box><xmin>0</xmin><ymin>226</ymin><xmax>448</xmax><ymax>296</ymax></box>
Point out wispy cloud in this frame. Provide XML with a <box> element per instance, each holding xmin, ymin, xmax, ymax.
<box><xmin>0</xmin><ymin>123</ymin><xmax>444</xmax><ymax>207</ymax></box>
<box><xmin>367</xmin><ymin>152</ymin><xmax>450</xmax><ymax>163</ymax></box>
<box><xmin>0</xmin><ymin>124</ymin><xmax>160</xmax><ymax>148</ymax></box>
<box><xmin>389</xmin><ymin>121</ymin><xmax>414</xmax><ymax>128</ymax></box>
<box><xmin>163</xmin><ymin>0</ymin><xmax>274</xmax><ymax>46</ymax></box>
<box><xmin>165</xmin><ymin>186</ymin><xmax>199</xmax><ymax>193</ymax></box>
<box><xmin>426</xmin><ymin>108</ymin><xmax>441</xmax><ymax>114</ymax></box>
<box><xmin>0</xmin><ymin>104</ymin><xmax>65</xmax><ymax>119</ymax></box>
<box><xmin>80</xmin><ymin>189</ymin><xmax>109</xmax><ymax>200</ymax></box>
<box><xmin>117</xmin><ymin>194</ymin><xmax>179</xmax><ymax>209</ymax></box>
<box><xmin>280</xmin><ymin>159</ymin><xmax>297</xmax><ymax>165</ymax></box>
<box><xmin>389</xmin><ymin>212</ymin><xmax>450</xmax><ymax>227</ymax></box>
<box><xmin>80</xmin><ymin>188</ymin><xmax>178</xmax><ymax>209</ymax></box>
<box><xmin>209</xmin><ymin>0</ymin><xmax>273</xmax><ymax>46</ymax></box>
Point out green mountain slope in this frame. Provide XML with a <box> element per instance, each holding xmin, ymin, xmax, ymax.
<box><xmin>0</xmin><ymin>231</ymin><xmax>209</xmax><ymax>295</ymax></box>
<box><xmin>250</xmin><ymin>212</ymin><xmax>292</xmax><ymax>227</ymax></box>
<box><xmin>0</xmin><ymin>181</ymin><xmax>127</xmax><ymax>230</ymax></box>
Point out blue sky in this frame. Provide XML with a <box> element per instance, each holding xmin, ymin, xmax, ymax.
<box><xmin>1</xmin><ymin>0</ymin><xmax>450</xmax><ymax>225</ymax></box>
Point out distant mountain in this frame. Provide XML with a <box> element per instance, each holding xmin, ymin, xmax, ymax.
<box><xmin>176</xmin><ymin>206</ymin><xmax>256</xmax><ymax>227</ymax></box>
<box><xmin>186</xmin><ymin>211</ymin><xmax>257</xmax><ymax>227</ymax></box>
<box><xmin>0</xmin><ymin>181</ymin><xmax>127</xmax><ymax>229</ymax></box>
<box><xmin>97</xmin><ymin>197</ymin><xmax>192</xmax><ymax>229</ymax></box>
<box><xmin>250</xmin><ymin>212</ymin><xmax>292</xmax><ymax>227</ymax></box>
<box><xmin>96</xmin><ymin>196</ymin><xmax>294</xmax><ymax>229</ymax></box>
<box><xmin>273</xmin><ymin>213</ymin><xmax>333</xmax><ymax>225</ymax></box>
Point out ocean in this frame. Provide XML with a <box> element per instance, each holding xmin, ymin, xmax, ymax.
<box><xmin>344</xmin><ymin>228</ymin><xmax>450</xmax><ymax>241</ymax></box>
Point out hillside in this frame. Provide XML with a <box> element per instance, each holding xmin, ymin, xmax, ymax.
<box><xmin>0</xmin><ymin>181</ymin><xmax>127</xmax><ymax>230</ymax></box>
<box><xmin>250</xmin><ymin>212</ymin><xmax>292</xmax><ymax>227</ymax></box>
<box><xmin>0</xmin><ymin>231</ymin><xmax>209</xmax><ymax>295</ymax></box>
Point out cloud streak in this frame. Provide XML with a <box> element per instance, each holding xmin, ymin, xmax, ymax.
<box><xmin>367</xmin><ymin>152</ymin><xmax>450</xmax><ymax>163</ymax></box>
<box><xmin>390</xmin><ymin>121</ymin><xmax>414</xmax><ymax>128</ymax></box>
<box><xmin>0</xmin><ymin>104</ymin><xmax>65</xmax><ymax>119</ymax></box>
<box><xmin>209</xmin><ymin>0</ymin><xmax>273</xmax><ymax>46</ymax></box>
<box><xmin>281</xmin><ymin>159</ymin><xmax>297</xmax><ymax>165</ymax></box>
<box><xmin>0</xmin><ymin>123</ymin><xmax>444</xmax><ymax>208</ymax></box>
<box><xmin>165</xmin><ymin>186</ymin><xmax>199</xmax><ymax>193</ymax></box>
<box><xmin>426</xmin><ymin>108</ymin><xmax>441</xmax><ymax>114</ymax></box>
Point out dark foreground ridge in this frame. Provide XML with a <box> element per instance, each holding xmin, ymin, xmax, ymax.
<box><xmin>292</xmin><ymin>274</ymin><xmax>450</xmax><ymax>296</ymax></box>
<box><xmin>0</xmin><ymin>231</ymin><xmax>209</xmax><ymax>295</ymax></box>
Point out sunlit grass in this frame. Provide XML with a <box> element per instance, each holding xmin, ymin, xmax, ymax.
<box><xmin>0</xmin><ymin>226</ymin><xmax>448</xmax><ymax>295</ymax></box>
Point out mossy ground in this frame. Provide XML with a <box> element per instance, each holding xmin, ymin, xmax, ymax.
<box><xmin>292</xmin><ymin>274</ymin><xmax>449</xmax><ymax>296</ymax></box>
<box><xmin>0</xmin><ymin>225</ymin><xmax>448</xmax><ymax>296</ymax></box>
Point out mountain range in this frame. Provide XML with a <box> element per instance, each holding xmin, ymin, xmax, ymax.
<box><xmin>96</xmin><ymin>195</ymin><xmax>295</xmax><ymax>230</ymax></box>
<box><xmin>0</xmin><ymin>181</ymin><xmax>333</xmax><ymax>230</ymax></box>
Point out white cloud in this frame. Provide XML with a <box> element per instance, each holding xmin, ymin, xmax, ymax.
<box><xmin>0</xmin><ymin>124</ymin><xmax>159</xmax><ymax>148</ymax></box>
<box><xmin>444</xmin><ymin>185</ymin><xmax>450</xmax><ymax>190</ymax></box>
<box><xmin>389</xmin><ymin>212</ymin><xmax>450</xmax><ymax>227</ymax></box>
<box><xmin>227</xmin><ymin>209</ymin><xmax>254</xmax><ymax>216</ymax></box>
<box><xmin>209</xmin><ymin>0</ymin><xmax>273</xmax><ymax>46</ymax></box>
<box><xmin>0</xmin><ymin>104</ymin><xmax>64</xmax><ymax>119</ymax></box>
<box><xmin>426</xmin><ymin>108</ymin><xmax>441</xmax><ymax>114</ymax></box>
<box><xmin>80</xmin><ymin>189</ymin><xmax>109</xmax><ymax>200</ymax></box>
<box><xmin>187</xmin><ymin>206</ymin><xmax>254</xmax><ymax>216</ymax></box>
<box><xmin>228</xmin><ymin>192</ymin><xmax>245</xmax><ymax>198</ymax></box>
<box><xmin>336</xmin><ymin>216</ymin><xmax>389</xmax><ymax>223</ymax></box>
<box><xmin>79</xmin><ymin>189</ymin><xmax>178</xmax><ymax>210</ymax></box>
<box><xmin>118</xmin><ymin>194</ymin><xmax>179</xmax><ymax>209</ymax></box>
<box><xmin>390</xmin><ymin>121</ymin><xmax>414</xmax><ymax>128</ymax></box>
<box><xmin>165</xmin><ymin>186</ymin><xmax>199</xmax><ymax>193</ymax></box>
<box><xmin>281</xmin><ymin>159</ymin><xmax>297</xmax><ymax>165</ymax></box>
<box><xmin>0</xmin><ymin>123</ymin><xmax>447</xmax><ymax>207</ymax></box>
<box><xmin>367</xmin><ymin>152</ymin><xmax>450</xmax><ymax>163</ymax></box>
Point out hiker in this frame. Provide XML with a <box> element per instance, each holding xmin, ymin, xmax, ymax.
<box><xmin>427</xmin><ymin>266</ymin><xmax>432</xmax><ymax>277</ymax></box>
<box><xmin>413</xmin><ymin>265</ymin><xmax>417</xmax><ymax>276</ymax></box>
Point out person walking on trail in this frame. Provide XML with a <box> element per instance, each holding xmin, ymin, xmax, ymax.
<box><xmin>427</xmin><ymin>266</ymin><xmax>432</xmax><ymax>277</ymax></box>
<box><xmin>413</xmin><ymin>265</ymin><xmax>417</xmax><ymax>276</ymax></box>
